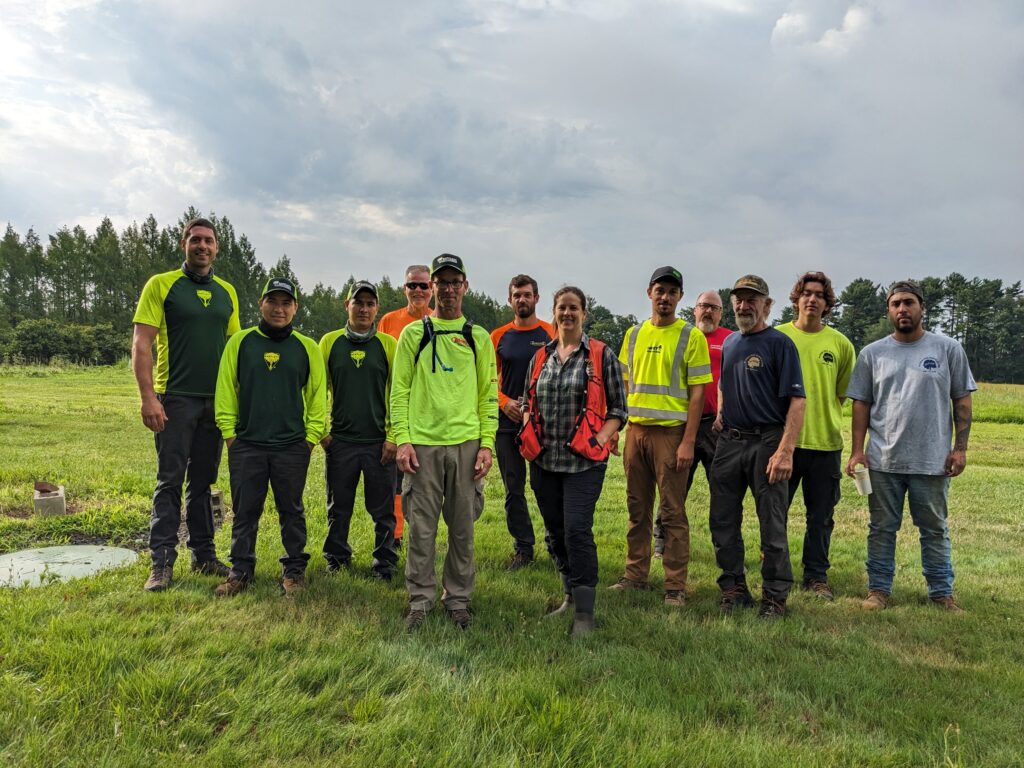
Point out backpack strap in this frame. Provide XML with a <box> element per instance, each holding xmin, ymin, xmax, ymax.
<box><xmin>413</xmin><ymin>317</ymin><xmax>478</xmax><ymax>373</ymax></box>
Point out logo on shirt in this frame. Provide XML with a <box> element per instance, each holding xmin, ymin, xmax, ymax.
<box><xmin>921</xmin><ymin>357</ymin><xmax>941</xmax><ymax>372</ymax></box>
<box><xmin>745</xmin><ymin>354</ymin><xmax>763</xmax><ymax>371</ymax></box>
<box><xmin>530</xmin><ymin>340</ymin><xmax>547</xmax><ymax>347</ymax></box>
<box><xmin>452</xmin><ymin>336</ymin><xmax>470</xmax><ymax>348</ymax></box>
<box><xmin>196</xmin><ymin>289</ymin><xmax>212</xmax><ymax>308</ymax></box>
<box><xmin>646</xmin><ymin>345</ymin><xmax>663</xmax><ymax>354</ymax></box>
<box><xmin>350</xmin><ymin>350</ymin><xmax>366</xmax><ymax>368</ymax></box>
<box><xmin>264</xmin><ymin>352</ymin><xmax>280</xmax><ymax>371</ymax></box>
<box><xmin>819</xmin><ymin>350</ymin><xmax>836</xmax><ymax>366</ymax></box>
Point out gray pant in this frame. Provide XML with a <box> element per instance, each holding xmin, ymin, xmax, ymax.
<box><xmin>149</xmin><ymin>394</ymin><xmax>222</xmax><ymax>567</ymax></box>
<box><xmin>403</xmin><ymin>441</ymin><xmax>484</xmax><ymax>612</ymax></box>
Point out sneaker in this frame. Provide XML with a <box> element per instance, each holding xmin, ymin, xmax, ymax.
<box><xmin>405</xmin><ymin>607</ymin><xmax>428</xmax><ymax>633</ymax></box>
<box><xmin>144</xmin><ymin>565</ymin><xmax>174</xmax><ymax>592</ymax></box>
<box><xmin>446</xmin><ymin>608</ymin><xmax>472</xmax><ymax>630</ymax></box>
<box><xmin>608</xmin><ymin>577</ymin><xmax>649</xmax><ymax>592</ymax></box>
<box><xmin>719</xmin><ymin>585</ymin><xmax>755</xmax><ymax>614</ymax></box>
<box><xmin>861</xmin><ymin>589</ymin><xmax>891</xmax><ymax>611</ymax></box>
<box><xmin>282</xmin><ymin>575</ymin><xmax>306</xmax><ymax>596</ymax></box>
<box><xmin>758</xmin><ymin>596</ymin><xmax>787</xmax><ymax>620</ymax></box>
<box><xmin>930</xmin><ymin>595</ymin><xmax>964</xmax><ymax>613</ymax></box>
<box><xmin>191</xmin><ymin>559</ymin><xmax>230</xmax><ymax>578</ymax></box>
<box><xmin>507</xmin><ymin>551</ymin><xmax>534</xmax><ymax>571</ymax></box>
<box><xmin>664</xmin><ymin>589</ymin><xmax>687</xmax><ymax>607</ymax></box>
<box><xmin>804</xmin><ymin>579</ymin><xmax>835</xmax><ymax>602</ymax></box>
<box><xmin>370</xmin><ymin>569</ymin><xmax>393</xmax><ymax>583</ymax></box>
<box><xmin>214</xmin><ymin>576</ymin><xmax>249</xmax><ymax>597</ymax></box>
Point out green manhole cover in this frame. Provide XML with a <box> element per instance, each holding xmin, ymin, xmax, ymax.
<box><xmin>0</xmin><ymin>545</ymin><xmax>138</xmax><ymax>587</ymax></box>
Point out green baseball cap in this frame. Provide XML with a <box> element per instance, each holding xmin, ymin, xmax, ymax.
<box><xmin>730</xmin><ymin>274</ymin><xmax>769</xmax><ymax>296</ymax></box>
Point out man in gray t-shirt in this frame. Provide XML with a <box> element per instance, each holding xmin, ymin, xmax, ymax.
<box><xmin>845</xmin><ymin>280</ymin><xmax>976</xmax><ymax>613</ymax></box>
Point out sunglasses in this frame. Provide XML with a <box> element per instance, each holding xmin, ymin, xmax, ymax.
<box><xmin>405</xmin><ymin>282</ymin><xmax>431</xmax><ymax>290</ymax></box>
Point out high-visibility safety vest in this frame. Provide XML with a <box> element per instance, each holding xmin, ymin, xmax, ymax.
<box><xmin>620</xmin><ymin>320</ymin><xmax>712</xmax><ymax>426</ymax></box>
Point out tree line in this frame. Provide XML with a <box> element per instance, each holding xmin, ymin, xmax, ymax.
<box><xmin>1</xmin><ymin>212</ymin><xmax>1021</xmax><ymax>382</ymax></box>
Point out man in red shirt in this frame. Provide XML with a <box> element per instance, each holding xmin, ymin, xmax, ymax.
<box><xmin>654</xmin><ymin>290</ymin><xmax>733</xmax><ymax>557</ymax></box>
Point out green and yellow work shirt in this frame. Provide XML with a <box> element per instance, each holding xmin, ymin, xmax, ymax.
<box><xmin>776</xmin><ymin>322</ymin><xmax>855</xmax><ymax>451</ymax></box>
<box><xmin>133</xmin><ymin>268</ymin><xmax>240</xmax><ymax>397</ymax></box>
<box><xmin>389</xmin><ymin>316</ymin><xmax>498</xmax><ymax>451</ymax></box>
<box><xmin>319</xmin><ymin>329</ymin><xmax>397</xmax><ymax>443</ymax></box>
<box><xmin>618</xmin><ymin>319</ymin><xmax>712</xmax><ymax>426</ymax></box>
<box><xmin>215</xmin><ymin>326</ymin><xmax>327</xmax><ymax>448</ymax></box>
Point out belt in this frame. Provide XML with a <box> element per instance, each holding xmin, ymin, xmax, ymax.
<box><xmin>726</xmin><ymin>426</ymin><xmax>781</xmax><ymax>440</ymax></box>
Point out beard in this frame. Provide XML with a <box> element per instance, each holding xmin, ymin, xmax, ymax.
<box><xmin>697</xmin><ymin>317</ymin><xmax>716</xmax><ymax>334</ymax></box>
<box><xmin>735</xmin><ymin>312</ymin><xmax>757</xmax><ymax>333</ymax></box>
<box><xmin>515</xmin><ymin>304</ymin><xmax>534</xmax><ymax>318</ymax></box>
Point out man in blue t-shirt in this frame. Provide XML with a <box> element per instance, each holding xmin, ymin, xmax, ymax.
<box><xmin>709</xmin><ymin>275</ymin><xmax>805</xmax><ymax>619</ymax></box>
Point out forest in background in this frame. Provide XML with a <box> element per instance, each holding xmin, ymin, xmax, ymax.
<box><xmin>2</xmin><ymin>209</ymin><xmax>1022</xmax><ymax>382</ymax></box>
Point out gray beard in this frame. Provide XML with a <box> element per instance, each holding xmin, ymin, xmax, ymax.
<box><xmin>736</xmin><ymin>314</ymin><xmax>757</xmax><ymax>333</ymax></box>
<box><xmin>698</xmin><ymin>319</ymin><xmax>716</xmax><ymax>335</ymax></box>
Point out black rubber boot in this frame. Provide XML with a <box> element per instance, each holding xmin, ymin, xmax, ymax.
<box><xmin>570</xmin><ymin>586</ymin><xmax>596</xmax><ymax>638</ymax></box>
<box><xmin>546</xmin><ymin>574</ymin><xmax>573</xmax><ymax>617</ymax></box>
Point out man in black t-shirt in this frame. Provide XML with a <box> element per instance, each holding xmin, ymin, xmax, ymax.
<box><xmin>709</xmin><ymin>275</ymin><xmax>806</xmax><ymax>619</ymax></box>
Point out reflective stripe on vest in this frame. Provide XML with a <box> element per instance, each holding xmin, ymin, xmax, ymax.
<box><xmin>627</xmin><ymin>405</ymin><xmax>691</xmax><ymax>421</ymax></box>
<box><xmin>626</xmin><ymin>321</ymin><xmax>696</xmax><ymax>400</ymax></box>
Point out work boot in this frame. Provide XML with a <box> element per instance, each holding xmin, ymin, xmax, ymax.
<box><xmin>507</xmin><ymin>550</ymin><xmax>534</xmax><ymax>571</ymax></box>
<box><xmin>930</xmin><ymin>595</ymin><xmax>964</xmax><ymax>613</ymax></box>
<box><xmin>803</xmin><ymin>579</ymin><xmax>834</xmax><ymax>601</ymax></box>
<box><xmin>214</xmin><ymin>575</ymin><xmax>249</xmax><ymax>597</ymax></box>
<box><xmin>144</xmin><ymin>564</ymin><xmax>174</xmax><ymax>592</ymax></box>
<box><xmin>282</xmin><ymin>574</ymin><xmax>306</xmax><ymax>596</ymax></box>
<box><xmin>546</xmin><ymin>574</ymin><xmax>573</xmax><ymax>617</ymax></box>
<box><xmin>719</xmin><ymin>584</ymin><xmax>755</xmax><ymax>614</ymax></box>
<box><xmin>608</xmin><ymin>576</ymin><xmax>649</xmax><ymax>592</ymax></box>
<box><xmin>446</xmin><ymin>607</ymin><xmax>473</xmax><ymax>630</ymax></box>
<box><xmin>758</xmin><ymin>595</ymin><xmax>787</xmax><ymax>620</ymax></box>
<box><xmin>861</xmin><ymin>589</ymin><xmax>891</xmax><ymax>611</ymax></box>
<box><xmin>405</xmin><ymin>607</ymin><xmax>428</xmax><ymax>633</ymax></box>
<box><xmin>191</xmin><ymin>558</ymin><xmax>230</xmax><ymax>578</ymax></box>
<box><xmin>664</xmin><ymin>589</ymin><xmax>687</xmax><ymax>607</ymax></box>
<box><xmin>570</xmin><ymin>586</ymin><xmax>596</xmax><ymax>638</ymax></box>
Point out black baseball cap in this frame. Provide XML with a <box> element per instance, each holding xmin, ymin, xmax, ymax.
<box><xmin>431</xmin><ymin>253</ymin><xmax>467</xmax><ymax>278</ymax></box>
<box><xmin>730</xmin><ymin>274</ymin><xmax>769</xmax><ymax>296</ymax></box>
<box><xmin>886</xmin><ymin>279</ymin><xmax>924</xmax><ymax>303</ymax></box>
<box><xmin>346</xmin><ymin>280</ymin><xmax>378</xmax><ymax>301</ymax></box>
<box><xmin>649</xmin><ymin>266</ymin><xmax>683</xmax><ymax>288</ymax></box>
<box><xmin>261</xmin><ymin>276</ymin><xmax>298</xmax><ymax>299</ymax></box>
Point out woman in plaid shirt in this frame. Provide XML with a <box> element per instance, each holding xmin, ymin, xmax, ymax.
<box><xmin>526</xmin><ymin>286</ymin><xmax>627</xmax><ymax>637</ymax></box>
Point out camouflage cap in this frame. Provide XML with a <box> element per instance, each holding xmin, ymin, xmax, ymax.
<box><xmin>730</xmin><ymin>274</ymin><xmax>769</xmax><ymax>296</ymax></box>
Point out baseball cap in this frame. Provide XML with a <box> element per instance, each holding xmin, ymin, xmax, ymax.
<box><xmin>346</xmin><ymin>280</ymin><xmax>378</xmax><ymax>301</ymax></box>
<box><xmin>261</xmin><ymin>276</ymin><xmax>298</xmax><ymax>299</ymax></box>
<box><xmin>886</xmin><ymin>279</ymin><xmax>924</xmax><ymax>303</ymax></box>
<box><xmin>730</xmin><ymin>275</ymin><xmax>769</xmax><ymax>296</ymax></box>
<box><xmin>430</xmin><ymin>253</ymin><xmax>467</xmax><ymax>278</ymax></box>
<box><xmin>649</xmin><ymin>266</ymin><xmax>683</xmax><ymax>288</ymax></box>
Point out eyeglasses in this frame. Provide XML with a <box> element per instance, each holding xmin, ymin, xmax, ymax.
<box><xmin>433</xmin><ymin>279</ymin><xmax>465</xmax><ymax>291</ymax></box>
<box><xmin>405</xmin><ymin>282</ymin><xmax>430</xmax><ymax>290</ymax></box>
<box><xmin>695</xmin><ymin>303</ymin><xmax>722</xmax><ymax>311</ymax></box>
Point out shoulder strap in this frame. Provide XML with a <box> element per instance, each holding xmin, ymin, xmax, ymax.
<box><xmin>413</xmin><ymin>316</ymin><xmax>435</xmax><ymax>367</ymax></box>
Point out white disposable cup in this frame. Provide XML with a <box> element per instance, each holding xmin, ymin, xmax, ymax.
<box><xmin>854</xmin><ymin>467</ymin><xmax>872</xmax><ymax>496</ymax></box>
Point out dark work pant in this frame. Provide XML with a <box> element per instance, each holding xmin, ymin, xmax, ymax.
<box><xmin>787</xmin><ymin>448</ymin><xmax>842</xmax><ymax>583</ymax></box>
<box><xmin>323</xmin><ymin>439</ymin><xmax>398</xmax><ymax>574</ymax></box>
<box><xmin>149</xmin><ymin>394</ymin><xmax>222</xmax><ymax>567</ymax></box>
<box><xmin>495</xmin><ymin>431</ymin><xmax>536</xmax><ymax>556</ymax></box>
<box><xmin>654</xmin><ymin>417</ymin><xmax>718</xmax><ymax>543</ymax></box>
<box><xmin>709</xmin><ymin>427</ymin><xmax>793</xmax><ymax>601</ymax></box>
<box><xmin>227</xmin><ymin>439</ymin><xmax>311</xmax><ymax>580</ymax></box>
<box><xmin>529</xmin><ymin>462</ymin><xmax>607</xmax><ymax>590</ymax></box>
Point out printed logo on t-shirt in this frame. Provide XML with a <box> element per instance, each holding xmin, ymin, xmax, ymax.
<box><xmin>452</xmin><ymin>336</ymin><xmax>470</xmax><ymax>348</ymax></box>
<box><xmin>196</xmin><ymin>289</ymin><xmax>212</xmax><ymax>308</ymax></box>
<box><xmin>745</xmin><ymin>354</ymin><xmax>763</xmax><ymax>371</ymax></box>
<box><xmin>350</xmin><ymin>350</ymin><xmax>366</xmax><ymax>368</ymax></box>
<box><xmin>818</xmin><ymin>350</ymin><xmax>836</xmax><ymax>366</ymax></box>
<box><xmin>920</xmin><ymin>357</ymin><xmax>941</xmax><ymax>373</ymax></box>
<box><xmin>264</xmin><ymin>352</ymin><xmax>280</xmax><ymax>371</ymax></box>
<box><xmin>530</xmin><ymin>340</ymin><xmax>547</xmax><ymax>347</ymax></box>
<box><xmin>646</xmin><ymin>345</ymin><xmax>663</xmax><ymax>354</ymax></box>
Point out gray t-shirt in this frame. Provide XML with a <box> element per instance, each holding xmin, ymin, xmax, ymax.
<box><xmin>846</xmin><ymin>332</ymin><xmax>976</xmax><ymax>475</ymax></box>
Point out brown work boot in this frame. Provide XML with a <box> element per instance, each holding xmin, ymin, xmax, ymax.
<box><xmin>282</xmin><ymin>574</ymin><xmax>306</xmax><ymax>596</ymax></box>
<box><xmin>804</xmin><ymin>579</ymin><xmax>835</xmax><ymax>602</ymax></box>
<box><xmin>930</xmin><ymin>595</ymin><xmax>964</xmax><ymax>613</ymax></box>
<box><xmin>214</xmin><ymin>575</ymin><xmax>249</xmax><ymax>597</ymax></box>
<box><xmin>405</xmin><ymin>607</ymin><xmax>428</xmax><ymax>633</ymax></box>
<box><xmin>144</xmin><ymin>565</ymin><xmax>174</xmax><ymax>592</ymax></box>
<box><xmin>664</xmin><ymin>589</ymin><xmax>687</xmax><ymax>607</ymax></box>
<box><xmin>446</xmin><ymin>608</ymin><xmax>472</xmax><ymax>630</ymax></box>
<box><xmin>861</xmin><ymin>589</ymin><xmax>891</xmax><ymax>611</ymax></box>
<box><xmin>720</xmin><ymin>585</ymin><xmax>755</xmax><ymax>614</ymax></box>
<box><xmin>758</xmin><ymin>596</ymin><xmax>787</xmax><ymax>620</ymax></box>
<box><xmin>191</xmin><ymin>558</ymin><xmax>230</xmax><ymax>578</ymax></box>
<box><xmin>608</xmin><ymin>576</ymin><xmax>649</xmax><ymax>592</ymax></box>
<box><xmin>506</xmin><ymin>551</ymin><xmax>534</xmax><ymax>571</ymax></box>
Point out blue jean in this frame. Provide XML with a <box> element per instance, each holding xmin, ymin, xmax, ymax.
<box><xmin>866</xmin><ymin>470</ymin><xmax>954</xmax><ymax>598</ymax></box>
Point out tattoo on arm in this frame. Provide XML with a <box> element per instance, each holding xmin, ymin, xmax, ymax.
<box><xmin>953</xmin><ymin>396</ymin><xmax>972</xmax><ymax>452</ymax></box>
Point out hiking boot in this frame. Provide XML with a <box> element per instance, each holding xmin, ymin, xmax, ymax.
<box><xmin>282</xmin><ymin>575</ymin><xmax>306</xmax><ymax>596</ymax></box>
<box><xmin>370</xmin><ymin>569</ymin><xmax>393</xmax><ymax>583</ymax></box>
<box><xmin>405</xmin><ymin>607</ymin><xmax>428</xmax><ymax>633</ymax></box>
<box><xmin>446</xmin><ymin>608</ymin><xmax>472</xmax><ymax>630</ymax></box>
<box><xmin>191</xmin><ymin>558</ymin><xmax>230</xmax><ymax>578</ymax></box>
<box><xmin>214</xmin><ymin>576</ymin><xmax>249</xmax><ymax>597</ymax></box>
<box><xmin>325</xmin><ymin>559</ymin><xmax>352</xmax><ymax>575</ymax></box>
<box><xmin>608</xmin><ymin>576</ymin><xmax>649</xmax><ymax>592</ymax></box>
<box><xmin>930</xmin><ymin>595</ymin><xmax>964</xmax><ymax>613</ymax></box>
<box><xmin>144</xmin><ymin>565</ymin><xmax>174</xmax><ymax>592</ymax></box>
<box><xmin>720</xmin><ymin>585</ymin><xmax>755</xmax><ymax>614</ymax></box>
<box><xmin>758</xmin><ymin>596</ymin><xmax>787</xmax><ymax>620</ymax></box>
<box><xmin>861</xmin><ymin>589</ymin><xmax>891</xmax><ymax>611</ymax></box>
<box><xmin>664</xmin><ymin>589</ymin><xmax>687</xmax><ymax>607</ymax></box>
<box><xmin>507</xmin><ymin>551</ymin><xmax>534</xmax><ymax>571</ymax></box>
<box><xmin>804</xmin><ymin>579</ymin><xmax>835</xmax><ymax>601</ymax></box>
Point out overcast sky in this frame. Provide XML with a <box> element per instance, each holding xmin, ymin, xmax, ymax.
<box><xmin>2</xmin><ymin>0</ymin><xmax>1021</xmax><ymax>317</ymax></box>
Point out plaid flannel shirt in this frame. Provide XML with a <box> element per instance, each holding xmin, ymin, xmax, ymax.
<box><xmin>528</xmin><ymin>333</ymin><xmax>627</xmax><ymax>474</ymax></box>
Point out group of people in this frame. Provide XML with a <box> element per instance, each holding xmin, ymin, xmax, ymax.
<box><xmin>132</xmin><ymin>216</ymin><xmax>976</xmax><ymax>637</ymax></box>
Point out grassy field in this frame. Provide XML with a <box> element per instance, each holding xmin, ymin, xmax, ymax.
<box><xmin>1</xmin><ymin>364</ymin><xmax>1022</xmax><ymax>767</ymax></box>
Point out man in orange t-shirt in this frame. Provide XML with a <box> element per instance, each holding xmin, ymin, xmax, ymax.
<box><xmin>377</xmin><ymin>265</ymin><xmax>434</xmax><ymax>546</ymax></box>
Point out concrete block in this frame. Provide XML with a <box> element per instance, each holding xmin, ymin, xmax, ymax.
<box><xmin>33</xmin><ymin>485</ymin><xmax>67</xmax><ymax>517</ymax></box>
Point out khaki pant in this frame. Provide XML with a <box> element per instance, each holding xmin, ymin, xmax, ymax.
<box><xmin>402</xmin><ymin>441</ymin><xmax>484</xmax><ymax>612</ymax></box>
<box><xmin>623</xmin><ymin>423</ymin><xmax>691</xmax><ymax>591</ymax></box>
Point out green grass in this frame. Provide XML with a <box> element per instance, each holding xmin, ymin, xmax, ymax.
<box><xmin>1</xmin><ymin>365</ymin><xmax>1022</xmax><ymax>767</ymax></box>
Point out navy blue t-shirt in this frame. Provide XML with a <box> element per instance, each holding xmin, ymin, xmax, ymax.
<box><xmin>720</xmin><ymin>327</ymin><xmax>805</xmax><ymax>429</ymax></box>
